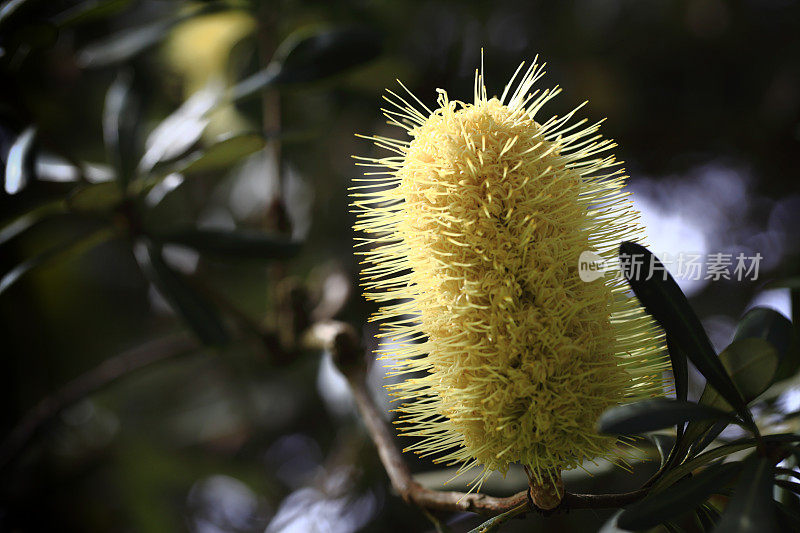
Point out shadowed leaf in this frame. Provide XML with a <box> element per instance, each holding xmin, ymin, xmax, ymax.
<box><xmin>713</xmin><ymin>456</ymin><xmax>778</xmax><ymax>532</ymax></box>
<box><xmin>734</xmin><ymin>307</ymin><xmax>797</xmax><ymax>382</ymax></box>
<box><xmin>54</xmin><ymin>0</ymin><xmax>132</xmax><ymax>27</ymax></box>
<box><xmin>682</xmin><ymin>338</ymin><xmax>779</xmax><ymax>458</ymax></box>
<box><xmin>232</xmin><ymin>27</ymin><xmax>381</xmax><ymax>100</ymax></box>
<box><xmin>619</xmin><ymin>242</ymin><xmax>750</xmax><ymax>425</ymax></box>
<box><xmin>135</xmin><ymin>241</ymin><xmax>229</xmax><ymax>346</ymax></box>
<box><xmin>156</xmin><ymin>228</ymin><xmax>300</xmax><ymax>260</ymax></box>
<box><xmin>103</xmin><ymin>71</ymin><xmax>140</xmax><ymax>187</ymax></box>
<box><xmin>598</xmin><ymin>399</ymin><xmax>730</xmax><ymax>435</ymax></box>
<box><xmin>618</xmin><ymin>462</ymin><xmax>741</xmax><ymax>531</ymax></box>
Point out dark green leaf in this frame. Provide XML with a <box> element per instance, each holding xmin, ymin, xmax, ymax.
<box><xmin>618</xmin><ymin>462</ymin><xmax>741</xmax><ymax>530</ymax></box>
<box><xmin>466</xmin><ymin>503</ymin><xmax>527</xmax><ymax>533</ymax></box>
<box><xmin>103</xmin><ymin>71</ymin><xmax>140</xmax><ymax>188</ymax></box>
<box><xmin>4</xmin><ymin>126</ymin><xmax>36</xmax><ymax>195</ymax></box>
<box><xmin>776</xmin><ymin>479</ymin><xmax>800</xmax><ymax>495</ymax></box>
<box><xmin>620</xmin><ymin>242</ymin><xmax>748</xmax><ymax>421</ymax></box>
<box><xmin>135</xmin><ymin>241</ymin><xmax>229</xmax><ymax>346</ymax></box>
<box><xmin>76</xmin><ymin>4</ymin><xmax>230</xmax><ymax>68</ymax></box>
<box><xmin>156</xmin><ymin>228</ymin><xmax>300</xmax><ymax>260</ymax></box>
<box><xmin>0</xmin><ymin>227</ymin><xmax>113</xmax><ymax>296</ymax></box>
<box><xmin>647</xmin><ymin>433</ymin><xmax>676</xmax><ymax>468</ymax></box>
<box><xmin>713</xmin><ymin>456</ymin><xmax>778</xmax><ymax>532</ymax></box>
<box><xmin>682</xmin><ymin>338</ymin><xmax>779</xmax><ymax>458</ymax></box>
<box><xmin>734</xmin><ymin>307</ymin><xmax>797</xmax><ymax>382</ymax></box>
<box><xmin>598</xmin><ymin>511</ymin><xmax>626</xmax><ymax>533</ymax></box>
<box><xmin>666</xmin><ymin>335</ymin><xmax>689</xmax><ymax>402</ymax></box>
<box><xmin>77</xmin><ymin>17</ymin><xmax>175</xmax><ymax>68</ymax></box>
<box><xmin>67</xmin><ymin>182</ymin><xmax>124</xmax><ymax>212</ymax></box>
<box><xmin>54</xmin><ymin>0</ymin><xmax>132</xmax><ymax>27</ymax></box>
<box><xmin>231</xmin><ymin>27</ymin><xmax>381</xmax><ymax>100</ymax></box>
<box><xmin>696</xmin><ymin>503</ymin><xmax>721</xmax><ymax>532</ymax></box>
<box><xmin>173</xmin><ymin>132</ymin><xmax>265</xmax><ymax>174</ymax></box>
<box><xmin>598</xmin><ymin>399</ymin><xmax>730</xmax><ymax>436</ymax></box>
<box><xmin>775</xmin><ymin>501</ymin><xmax>800</xmax><ymax>530</ymax></box>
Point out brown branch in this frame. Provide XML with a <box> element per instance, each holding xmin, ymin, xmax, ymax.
<box><xmin>0</xmin><ymin>333</ymin><xmax>197</xmax><ymax>470</ymax></box>
<box><xmin>314</xmin><ymin>320</ymin><xmax>649</xmax><ymax>517</ymax></box>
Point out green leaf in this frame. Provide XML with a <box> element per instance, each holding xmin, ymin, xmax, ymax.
<box><xmin>619</xmin><ymin>461</ymin><xmax>741</xmax><ymax>530</ymax></box>
<box><xmin>76</xmin><ymin>4</ymin><xmax>232</xmax><ymax>68</ymax></box>
<box><xmin>682</xmin><ymin>338</ymin><xmax>779</xmax><ymax>458</ymax></box>
<box><xmin>135</xmin><ymin>241</ymin><xmax>229</xmax><ymax>346</ymax></box>
<box><xmin>696</xmin><ymin>502</ymin><xmax>722</xmax><ymax>532</ymax></box>
<box><xmin>776</xmin><ymin>479</ymin><xmax>800</xmax><ymax>495</ymax></box>
<box><xmin>103</xmin><ymin>71</ymin><xmax>140</xmax><ymax>188</ymax></box>
<box><xmin>734</xmin><ymin>307</ymin><xmax>797</xmax><ymax>382</ymax></box>
<box><xmin>54</xmin><ymin>0</ymin><xmax>132</xmax><ymax>27</ymax></box>
<box><xmin>598</xmin><ymin>511</ymin><xmax>626</xmax><ymax>533</ymax></box>
<box><xmin>173</xmin><ymin>132</ymin><xmax>265</xmax><ymax>175</ymax></box>
<box><xmin>598</xmin><ymin>399</ymin><xmax>730</xmax><ymax>436</ymax></box>
<box><xmin>466</xmin><ymin>503</ymin><xmax>527</xmax><ymax>533</ymax></box>
<box><xmin>67</xmin><ymin>181</ymin><xmax>124</xmax><ymax>213</ymax></box>
<box><xmin>156</xmin><ymin>228</ymin><xmax>300</xmax><ymax>260</ymax></box>
<box><xmin>713</xmin><ymin>456</ymin><xmax>778</xmax><ymax>532</ymax></box>
<box><xmin>775</xmin><ymin>501</ymin><xmax>800</xmax><ymax>530</ymax></box>
<box><xmin>77</xmin><ymin>16</ymin><xmax>175</xmax><ymax>68</ymax></box>
<box><xmin>648</xmin><ymin>433</ymin><xmax>676</xmax><ymax>468</ymax></box>
<box><xmin>231</xmin><ymin>27</ymin><xmax>381</xmax><ymax>101</ymax></box>
<box><xmin>666</xmin><ymin>335</ymin><xmax>689</xmax><ymax>402</ymax></box>
<box><xmin>4</xmin><ymin>126</ymin><xmax>36</xmax><ymax>195</ymax></box>
<box><xmin>0</xmin><ymin>226</ymin><xmax>113</xmax><ymax>296</ymax></box>
<box><xmin>619</xmin><ymin>242</ymin><xmax>749</xmax><ymax>422</ymax></box>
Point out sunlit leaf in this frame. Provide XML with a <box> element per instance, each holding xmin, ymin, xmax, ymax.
<box><xmin>713</xmin><ymin>456</ymin><xmax>778</xmax><ymax>532</ymax></box>
<box><xmin>139</xmin><ymin>84</ymin><xmax>222</xmax><ymax>174</ymax></box>
<box><xmin>103</xmin><ymin>71</ymin><xmax>140</xmax><ymax>188</ymax></box>
<box><xmin>598</xmin><ymin>399</ymin><xmax>731</xmax><ymax>435</ymax></box>
<box><xmin>135</xmin><ymin>241</ymin><xmax>229</xmax><ymax>346</ymax></box>
<box><xmin>155</xmin><ymin>228</ymin><xmax>300</xmax><ymax>260</ymax></box>
<box><xmin>619</xmin><ymin>242</ymin><xmax>749</xmax><ymax>422</ymax></box>
<box><xmin>0</xmin><ymin>0</ymin><xmax>30</xmax><ymax>27</ymax></box>
<box><xmin>618</xmin><ymin>462</ymin><xmax>741</xmax><ymax>531</ymax></box>
<box><xmin>173</xmin><ymin>132</ymin><xmax>265</xmax><ymax>174</ymax></box>
<box><xmin>4</xmin><ymin>126</ymin><xmax>36</xmax><ymax>194</ymax></box>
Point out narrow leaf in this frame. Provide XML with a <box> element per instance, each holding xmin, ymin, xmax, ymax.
<box><xmin>682</xmin><ymin>338</ymin><xmax>778</xmax><ymax>458</ymax></box>
<box><xmin>54</xmin><ymin>0</ymin><xmax>132</xmax><ymax>27</ymax></box>
<box><xmin>231</xmin><ymin>27</ymin><xmax>381</xmax><ymax>100</ymax></box>
<box><xmin>713</xmin><ymin>456</ymin><xmax>778</xmax><ymax>532</ymax></box>
<box><xmin>0</xmin><ymin>227</ymin><xmax>113</xmax><ymax>296</ymax></box>
<box><xmin>156</xmin><ymin>228</ymin><xmax>300</xmax><ymax>260</ymax></box>
<box><xmin>67</xmin><ymin>182</ymin><xmax>124</xmax><ymax>212</ymax></box>
<box><xmin>103</xmin><ymin>71</ymin><xmax>140</xmax><ymax>187</ymax></box>
<box><xmin>620</xmin><ymin>242</ymin><xmax>748</xmax><ymax>419</ymax></box>
<box><xmin>173</xmin><ymin>132</ymin><xmax>265</xmax><ymax>174</ymax></box>
<box><xmin>618</xmin><ymin>461</ymin><xmax>741</xmax><ymax>531</ymax></box>
<box><xmin>78</xmin><ymin>17</ymin><xmax>176</xmax><ymax>68</ymax></box>
<box><xmin>598</xmin><ymin>399</ymin><xmax>730</xmax><ymax>436</ymax></box>
<box><xmin>135</xmin><ymin>241</ymin><xmax>229</xmax><ymax>346</ymax></box>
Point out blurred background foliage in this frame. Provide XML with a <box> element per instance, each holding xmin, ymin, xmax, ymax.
<box><xmin>1</xmin><ymin>0</ymin><xmax>799</xmax><ymax>531</ymax></box>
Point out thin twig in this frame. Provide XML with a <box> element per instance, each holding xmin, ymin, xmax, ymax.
<box><xmin>314</xmin><ymin>320</ymin><xmax>650</xmax><ymax>516</ymax></box>
<box><xmin>0</xmin><ymin>333</ymin><xmax>197</xmax><ymax>470</ymax></box>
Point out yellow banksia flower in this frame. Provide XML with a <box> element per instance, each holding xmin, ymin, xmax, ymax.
<box><xmin>351</xmin><ymin>58</ymin><xmax>667</xmax><ymax>490</ymax></box>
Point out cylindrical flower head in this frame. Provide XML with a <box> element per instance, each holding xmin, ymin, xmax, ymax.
<box><xmin>351</xmin><ymin>59</ymin><xmax>667</xmax><ymax>489</ymax></box>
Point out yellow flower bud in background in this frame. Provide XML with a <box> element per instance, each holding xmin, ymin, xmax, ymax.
<box><xmin>352</xmin><ymin>58</ymin><xmax>667</xmax><ymax>490</ymax></box>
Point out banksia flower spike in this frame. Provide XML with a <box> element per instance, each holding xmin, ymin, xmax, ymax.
<box><xmin>351</xmin><ymin>58</ymin><xmax>667</xmax><ymax>494</ymax></box>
